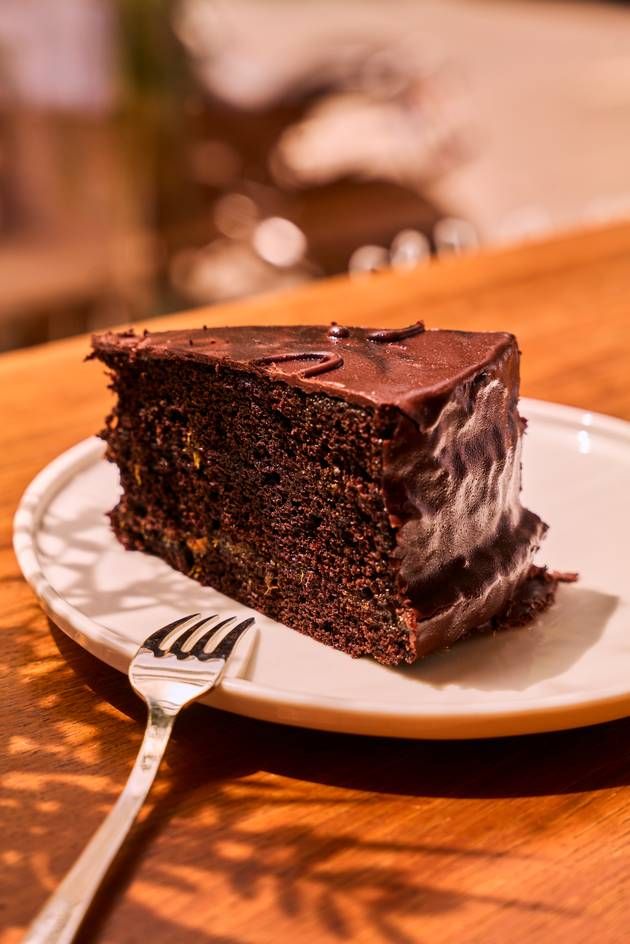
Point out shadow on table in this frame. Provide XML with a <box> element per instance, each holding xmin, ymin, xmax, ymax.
<box><xmin>5</xmin><ymin>615</ymin><xmax>625</xmax><ymax>943</ymax></box>
<box><xmin>50</xmin><ymin>617</ymin><xmax>630</xmax><ymax>803</ymax></box>
<box><xmin>51</xmin><ymin>631</ymin><xmax>585</xmax><ymax>944</ymax></box>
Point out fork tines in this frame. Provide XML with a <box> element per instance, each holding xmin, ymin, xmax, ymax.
<box><xmin>143</xmin><ymin>613</ymin><xmax>255</xmax><ymax>661</ymax></box>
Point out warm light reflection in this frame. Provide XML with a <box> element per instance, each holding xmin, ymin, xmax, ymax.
<box><xmin>577</xmin><ymin>430</ymin><xmax>591</xmax><ymax>454</ymax></box>
<box><xmin>252</xmin><ymin>217</ymin><xmax>307</xmax><ymax>268</ymax></box>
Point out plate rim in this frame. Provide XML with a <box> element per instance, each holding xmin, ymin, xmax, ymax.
<box><xmin>12</xmin><ymin>398</ymin><xmax>630</xmax><ymax>739</ymax></box>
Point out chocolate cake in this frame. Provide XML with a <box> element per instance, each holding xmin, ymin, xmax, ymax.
<box><xmin>92</xmin><ymin>323</ymin><xmax>564</xmax><ymax>665</ymax></box>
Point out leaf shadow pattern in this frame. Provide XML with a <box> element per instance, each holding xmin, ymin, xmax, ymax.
<box><xmin>56</xmin><ymin>616</ymin><xmax>630</xmax><ymax>803</ymax></box>
<box><xmin>77</xmin><ymin>756</ymin><xmax>577</xmax><ymax>944</ymax></box>
<box><xmin>3</xmin><ymin>616</ymin><xmax>626</xmax><ymax>943</ymax></box>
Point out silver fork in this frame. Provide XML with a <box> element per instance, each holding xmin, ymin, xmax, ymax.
<box><xmin>24</xmin><ymin>612</ymin><xmax>256</xmax><ymax>944</ymax></box>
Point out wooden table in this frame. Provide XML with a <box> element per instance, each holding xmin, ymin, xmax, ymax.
<box><xmin>2</xmin><ymin>222</ymin><xmax>630</xmax><ymax>944</ymax></box>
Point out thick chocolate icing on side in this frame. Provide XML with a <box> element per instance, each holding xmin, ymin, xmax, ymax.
<box><xmin>92</xmin><ymin>324</ymin><xmax>549</xmax><ymax>661</ymax></box>
<box><xmin>93</xmin><ymin>324</ymin><xmax>514</xmax><ymax>427</ymax></box>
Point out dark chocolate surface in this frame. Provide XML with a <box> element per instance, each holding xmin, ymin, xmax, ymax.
<box><xmin>94</xmin><ymin>324</ymin><xmax>515</xmax><ymax>427</ymax></box>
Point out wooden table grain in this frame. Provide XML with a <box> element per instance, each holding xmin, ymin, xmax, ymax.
<box><xmin>3</xmin><ymin>223</ymin><xmax>630</xmax><ymax>944</ymax></box>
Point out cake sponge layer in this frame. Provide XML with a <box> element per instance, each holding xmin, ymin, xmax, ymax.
<box><xmin>92</xmin><ymin>324</ymin><xmax>553</xmax><ymax>664</ymax></box>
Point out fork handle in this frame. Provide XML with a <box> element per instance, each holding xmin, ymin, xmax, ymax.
<box><xmin>23</xmin><ymin>702</ymin><xmax>177</xmax><ymax>944</ymax></box>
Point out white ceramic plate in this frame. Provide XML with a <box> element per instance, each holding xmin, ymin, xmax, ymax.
<box><xmin>13</xmin><ymin>399</ymin><xmax>630</xmax><ymax>739</ymax></box>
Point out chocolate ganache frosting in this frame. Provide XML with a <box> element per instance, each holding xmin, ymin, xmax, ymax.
<box><xmin>93</xmin><ymin>324</ymin><xmax>549</xmax><ymax>660</ymax></box>
<box><xmin>97</xmin><ymin>323</ymin><xmax>515</xmax><ymax>425</ymax></box>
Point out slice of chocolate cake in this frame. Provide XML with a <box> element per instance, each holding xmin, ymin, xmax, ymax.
<box><xmin>92</xmin><ymin>323</ymin><xmax>560</xmax><ymax>665</ymax></box>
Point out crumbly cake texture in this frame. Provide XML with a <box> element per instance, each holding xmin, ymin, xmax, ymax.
<box><xmin>91</xmin><ymin>323</ymin><xmax>569</xmax><ymax>665</ymax></box>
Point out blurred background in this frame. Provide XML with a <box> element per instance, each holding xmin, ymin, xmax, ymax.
<box><xmin>1</xmin><ymin>0</ymin><xmax>630</xmax><ymax>352</ymax></box>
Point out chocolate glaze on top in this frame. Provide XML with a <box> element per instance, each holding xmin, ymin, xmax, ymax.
<box><xmin>252</xmin><ymin>350</ymin><xmax>344</xmax><ymax>379</ymax></box>
<box><xmin>327</xmin><ymin>324</ymin><xmax>350</xmax><ymax>339</ymax></box>
<box><xmin>93</xmin><ymin>324</ymin><xmax>514</xmax><ymax>428</ymax></box>
<box><xmin>366</xmin><ymin>321</ymin><xmax>425</xmax><ymax>342</ymax></box>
